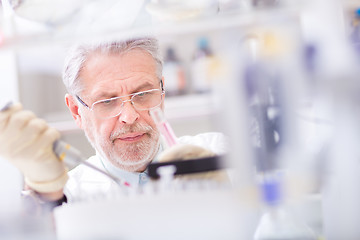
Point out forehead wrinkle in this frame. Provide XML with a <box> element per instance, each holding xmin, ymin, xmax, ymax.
<box><xmin>80</xmin><ymin>49</ymin><xmax>158</xmax><ymax>102</ymax></box>
<box><xmin>89</xmin><ymin>82</ymin><xmax>126</xmax><ymax>101</ymax></box>
<box><xmin>132</xmin><ymin>82</ymin><xmax>157</xmax><ymax>93</ymax></box>
<box><xmin>91</xmin><ymin>78</ymin><xmax>157</xmax><ymax>101</ymax></box>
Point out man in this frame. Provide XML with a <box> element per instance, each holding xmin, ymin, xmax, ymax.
<box><xmin>0</xmin><ymin>37</ymin><xmax>227</xmax><ymax>206</ymax></box>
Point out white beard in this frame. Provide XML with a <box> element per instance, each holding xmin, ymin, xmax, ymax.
<box><xmin>83</xmin><ymin>119</ymin><xmax>160</xmax><ymax>172</ymax></box>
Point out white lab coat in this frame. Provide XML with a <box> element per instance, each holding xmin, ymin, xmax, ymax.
<box><xmin>64</xmin><ymin>132</ymin><xmax>228</xmax><ymax>202</ymax></box>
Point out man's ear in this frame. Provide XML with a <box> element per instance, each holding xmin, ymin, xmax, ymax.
<box><xmin>161</xmin><ymin>76</ymin><xmax>165</xmax><ymax>110</ymax></box>
<box><xmin>161</xmin><ymin>76</ymin><xmax>165</xmax><ymax>89</ymax></box>
<box><xmin>65</xmin><ymin>94</ymin><xmax>83</xmax><ymax>129</ymax></box>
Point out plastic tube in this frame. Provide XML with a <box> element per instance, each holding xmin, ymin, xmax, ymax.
<box><xmin>149</xmin><ymin>107</ymin><xmax>177</xmax><ymax>148</ymax></box>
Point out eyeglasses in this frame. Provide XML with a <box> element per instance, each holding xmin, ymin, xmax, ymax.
<box><xmin>76</xmin><ymin>88</ymin><xmax>165</xmax><ymax>119</ymax></box>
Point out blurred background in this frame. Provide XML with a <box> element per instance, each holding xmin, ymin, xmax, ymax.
<box><xmin>2</xmin><ymin>0</ymin><xmax>360</xmax><ymax>239</ymax></box>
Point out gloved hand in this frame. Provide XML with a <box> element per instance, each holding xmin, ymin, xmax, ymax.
<box><xmin>158</xmin><ymin>144</ymin><xmax>215</xmax><ymax>162</ymax></box>
<box><xmin>0</xmin><ymin>103</ymin><xmax>68</xmax><ymax>193</ymax></box>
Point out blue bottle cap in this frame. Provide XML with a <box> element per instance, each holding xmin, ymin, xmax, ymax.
<box><xmin>198</xmin><ymin>37</ymin><xmax>209</xmax><ymax>49</ymax></box>
<box><xmin>261</xmin><ymin>175</ymin><xmax>281</xmax><ymax>206</ymax></box>
<box><xmin>355</xmin><ymin>8</ymin><xmax>360</xmax><ymax>18</ymax></box>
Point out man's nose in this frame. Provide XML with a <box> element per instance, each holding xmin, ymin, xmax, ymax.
<box><xmin>118</xmin><ymin>101</ymin><xmax>139</xmax><ymax>124</ymax></box>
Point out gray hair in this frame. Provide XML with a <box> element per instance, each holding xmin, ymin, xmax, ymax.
<box><xmin>62</xmin><ymin>37</ymin><xmax>163</xmax><ymax>95</ymax></box>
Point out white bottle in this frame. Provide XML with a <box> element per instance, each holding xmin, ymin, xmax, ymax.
<box><xmin>191</xmin><ymin>37</ymin><xmax>213</xmax><ymax>93</ymax></box>
<box><xmin>254</xmin><ymin>173</ymin><xmax>316</xmax><ymax>240</ymax></box>
<box><xmin>162</xmin><ymin>47</ymin><xmax>186</xmax><ymax>96</ymax></box>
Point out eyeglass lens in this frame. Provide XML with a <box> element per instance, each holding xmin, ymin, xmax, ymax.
<box><xmin>93</xmin><ymin>89</ymin><xmax>163</xmax><ymax>119</ymax></box>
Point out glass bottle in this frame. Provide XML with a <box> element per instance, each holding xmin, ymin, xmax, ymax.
<box><xmin>191</xmin><ymin>37</ymin><xmax>214</xmax><ymax>93</ymax></box>
<box><xmin>162</xmin><ymin>47</ymin><xmax>186</xmax><ymax>96</ymax></box>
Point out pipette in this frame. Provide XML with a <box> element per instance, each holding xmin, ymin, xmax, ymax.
<box><xmin>0</xmin><ymin>101</ymin><xmax>12</xmax><ymax>112</ymax></box>
<box><xmin>53</xmin><ymin>141</ymin><xmax>130</xmax><ymax>187</ymax></box>
<box><xmin>0</xmin><ymin>101</ymin><xmax>130</xmax><ymax>188</ymax></box>
<box><xmin>149</xmin><ymin>107</ymin><xmax>177</xmax><ymax>148</ymax></box>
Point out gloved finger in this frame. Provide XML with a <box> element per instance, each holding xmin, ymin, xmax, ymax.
<box><xmin>30</xmin><ymin>127</ymin><xmax>61</xmax><ymax>156</ymax></box>
<box><xmin>11</xmin><ymin>126</ymin><xmax>60</xmax><ymax>164</ymax></box>
<box><xmin>11</xmin><ymin>118</ymin><xmax>48</xmax><ymax>154</ymax></box>
<box><xmin>21</xmin><ymin>118</ymin><xmax>48</xmax><ymax>142</ymax></box>
<box><xmin>0</xmin><ymin>103</ymin><xmax>23</xmax><ymax>132</ymax></box>
<box><xmin>0</xmin><ymin>109</ymin><xmax>36</xmax><ymax>154</ymax></box>
<box><xmin>0</xmin><ymin>107</ymin><xmax>54</xmax><ymax>162</ymax></box>
<box><xmin>2</xmin><ymin>110</ymin><xmax>36</xmax><ymax>142</ymax></box>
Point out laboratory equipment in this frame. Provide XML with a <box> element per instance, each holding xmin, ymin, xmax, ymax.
<box><xmin>0</xmin><ymin>101</ymin><xmax>12</xmax><ymax>111</ymax></box>
<box><xmin>254</xmin><ymin>172</ymin><xmax>317</xmax><ymax>240</ymax></box>
<box><xmin>54</xmin><ymin>189</ymin><xmax>250</xmax><ymax>240</ymax></box>
<box><xmin>162</xmin><ymin>47</ymin><xmax>187</xmax><ymax>96</ymax></box>
<box><xmin>148</xmin><ymin>155</ymin><xmax>225</xmax><ymax>179</ymax></box>
<box><xmin>191</xmin><ymin>37</ymin><xmax>214</xmax><ymax>93</ymax></box>
<box><xmin>52</xmin><ymin>141</ymin><xmax>130</xmax><ymax>187</ymax></box>
<box><xmin>349</xmin><ymin>7</ymin><xmax>360</xmax><ymax>57</ymax></box>
<box><xmin>149</xmin><ymin>107</ymin><xmax>177</xmax><ymax>148</ymax></box>
<box><xmin>0</xmin><ymin>101</ymin><xmax>130</xmax><ymax>188</ymax></box>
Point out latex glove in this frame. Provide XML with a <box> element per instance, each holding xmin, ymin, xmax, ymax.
<box><xmin>0</xmin><ymin>103</ymin><xmax>68</xmax><ymax>193</ymax></box>
<box><xmin>158</xmin><ymin>144</ymin><xmax>215</xmax><ymax>162</ymax></box>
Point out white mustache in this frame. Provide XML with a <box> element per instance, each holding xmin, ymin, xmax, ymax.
<box><xmin>110</xmin><ymin>123</ymin><xmax>154</xmax><ymax>142</ymax></box>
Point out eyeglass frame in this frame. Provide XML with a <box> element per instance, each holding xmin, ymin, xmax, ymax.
<box><xmin>76</xmin><ymin>79</ymin><xmax>165</xmax><ymax>119</ymax></box>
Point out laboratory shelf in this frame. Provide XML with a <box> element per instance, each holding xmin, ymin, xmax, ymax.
<box><xmin>0</xmin><ymin>1</ymin><xmax>306</xmax><ymax>51</ymax></box>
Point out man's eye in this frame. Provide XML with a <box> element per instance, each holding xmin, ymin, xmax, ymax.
<box><xmin>99</xmin><ymin>99</ymin><xmax>116</xmax><ymax>106</ymax></box>
<box><xmin>137</xmin><ymin>92</ymin><xmax>146</xmax><ymax>97</ymax></box>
